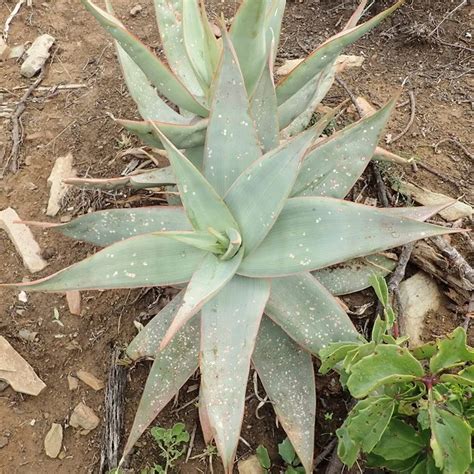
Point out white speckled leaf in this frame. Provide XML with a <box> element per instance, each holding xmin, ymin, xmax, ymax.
<box><xmin>265</xmin><ymin>273</ymin><xmax>358</xmax><ymax>355</ymax></box>
<box><xmin>117</xmin><ymin>118</ymin><xmax>207</xmax><ymax>150</ymax></box>
<box><xmin>182</xmin><ymin>0</ymin><xmax>214</xmax><ymax>89</ymax></box>
<box><xmin>265</xmin><ymin>0</ymin><xmax>286</xmax><ymax>65</ymax></box>
<box><xmin>229</xmin><ymin>0</ymin><xmax>267</xmax><ymax>95</ymax></box>
<box><xmin>313</xmin><ymin>254</ymin><xmax>397</xmax><ymax>296</ymax></box>
<box><xmin>25</xmin><ymin>207</ymin><xmax>191</xmax><ymax>247</ymax></box>
<box><xmin>123</xmin><ymin>302</ymin><xmax>200</xmax><ymax>457</ymax></box>
<box><xmin>160</xmin><ymin>249</ymin><xmax>244</xmax><ymax>349</ymax></box>
<box><xmin>203</xmin><ymin>29</ymin><xmax>262</xmax><ymax>197</ymax></box>
<box><xmin>275</xmin><ymin>1</ymin><xmax>404</xmax><ymax>104</ymax></box>
<box><xmin>152</xmin><ymin>0</ymin><xmax>205</xmax><ymax>98</ymax></box>
<box><xmin>200</xmin><ymin>276</ymin><xmax>270</xmax><ymax>473</ymax></box>
<box><xmin>81</xmin><ymin>0</ymin><xmax>208</xmax><ymax>116</ymax></box>
<box><xmin>252</xmin><ymin>316</ymin><xmax>316</xmax><ymax>473</ymax></box>
<box><xmin>250</xmin><ymin>50</ymin><xmax>279</xmax><ymax>152</ymax></box>
<box><xmin>239</xmin><ymin>197</ymin><xmax>456</xmax><ymax>277</ymax></box>
<box><xmin>152</xmin><ymin>125</ymin><xmax>239</xmax><ymax>233</ymax></box>
<box><xmin>105</xmin><ymin>0</ymin><xmax>189</xmax><ymax>123</ymax></box>
<box><xmin>8</xmin><ymin>234</ymin><xmax>205</xmax><ymax>292</ymax></box>
<box><xmin>127</xmin><ymin>292</ymin><xmax>184</xmax><ymax>360</ymax></box>
<box><xmin>225</xmin><ymin>128</ymin><xmax>316</xmax><ymax>254</ymax></box>
<box><xmin>292</xmin><ymin>98</ymin><xmax>395</xmax><ymax>198</ymax></box>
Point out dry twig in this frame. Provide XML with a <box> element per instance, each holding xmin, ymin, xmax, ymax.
<box><xmin>3</xmin><ymin>0</ymin><xmax>25</xmax><ymax>40</ymax></box>
<box><xmin>388</xmin><ymin>90</ymin><xmax>416</xmax><ymax>144</ymax></box>
<box><xmin>1</xmin><ymin>68</ymin><xmax>45</xmax><ymax>176</ymax></box>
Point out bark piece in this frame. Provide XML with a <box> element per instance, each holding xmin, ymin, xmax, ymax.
<box><xmin>0</xmin><ymin>207</ymin><xmax>48</xmax><ymax>273</ymax></box>
<box><xmin>0</xmin><ymin>336</ymin><xmax>46</xmax><ymax>395</ymax></box>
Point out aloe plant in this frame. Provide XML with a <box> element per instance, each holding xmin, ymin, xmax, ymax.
<box><xmin>2</xmin><ymin>0</ymin><xmax>459</xmax><ymax>472</ymax></box>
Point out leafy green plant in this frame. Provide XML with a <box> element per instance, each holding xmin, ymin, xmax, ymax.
<box><xmin>320</xmin><ymin>276</ymin><xmax>473</xmax><ymax>473</ymax></box>
<box><xmin>256</xmin><ymin>438</ymin><xmax>305</xmax><ymax>473</ymax></box>
<box><xmin>2</xmin><ymin>1</ymin><xmax>460</xmax><ymax>472</ymax></box>
<box><xmin>141</xmin><ymin>423</ymin><xmax>190</xmax><ymax>474</ymax></box>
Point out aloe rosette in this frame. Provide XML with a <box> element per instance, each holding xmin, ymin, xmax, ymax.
<box><xmin>2</xmin><ymin>0</ymin><xmax>459</xmax><ymax>472</ymax></box>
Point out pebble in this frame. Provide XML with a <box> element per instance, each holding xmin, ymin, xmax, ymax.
<box><xmin>0</xmin><ymin>436</ymin><xmax>8</xmax><ymax>449</ymax></box>
<box><xmin>67</xmin><ymin>375</ymin><xmax>79</xmax><ymax>391</ymax></box>
<box><xmin>69</xmin><ymin>402</ymin><xmax>100</xmax><ymax>432</ymax></box>
<box><xmin>238</xmin><ymin>455</ymin><xmax>265</xmax><ymax>474</ymax></box>
<box><xmin>21</xmin><ymin>34</ymin><xmax>55</xmax><ymax>78</ymax></box>
<box><xmin>46</xmin><ymin>153</ymin><xmax>76</xmax><ymax>217</ymax></box>
<box><xmin>76</xmin><ymin>369</ymin><xmax>104</xmax><ymax>391</ymax></box>
<box><xmin>44</xmin><ymin>423</ymin><xmax>63</xmax><ymax>459</ymax></box>
<box><xmin>130</xmin><ymin>4</ymin><xmax>142</xmax><ymax>16</ymax></box>
<box><xmin>18</xmin><ymin>329</ymin><xmax>38</xmax><ymax>342</ymax></box>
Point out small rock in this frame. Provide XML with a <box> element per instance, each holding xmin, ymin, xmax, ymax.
<box><xmin>46</xmin><ymin>153</ymin><xmax>76</xmax><ymax>217</ymax></box>
<box><xmin>0</xmin><ymin>436</ymin><xmax>8</xmax><ymax>449</ymax></box>
<box><xmin>67</xmin><ymin>375</ymin><xmax>78</xmax><ymax>391</ymax></box>
<box><xmin>41</xmin><ymin>247</ymin><xmax>56</xmax><ymax>260</ymax></box>
<box><xmin>20</xmin><ymin>34</ymin><xmax>55</xmax><ymax>78</ymax></box>
<box><xmin>18</xmin><ymin>329</ymin><xmax>38</xmax><ymax>342</ymax></box>
<box><xmin>44</xmin><ymin>423</ymin><xmax>63</xmax><ymax>459</ymax></box>
<box><xmin>0</xmin><ymin>381</ymin><xmax>9</xmax><ymax>392</ymax></box>
<box><xmin>130</xmin><ymin>4</ymin><xmax>142</xmax><ymax>16</ymax></box>
<box><xmin>0</xmin><ymin>207</ymin><xmax>48</xmax><ymax>273</ymax></box>
<box><xmin>66</xmin><ymin>291</ymin><xmax>81</xmax><ymax>316</ymax></box>
<box><xmin>0</xmin><ymin>336</ymin><xmax>46</xmax><ymax>396</ymax></box>
<box><xmin>238</xmin><ymin>455</ymin><xmax>265</xmax><ymax>474</ymax></box>
<box><xmin>60</xmin><ymin>215</ymin><xmax>72</xmax><ymax>223</ymax></box>
<box><xmin>76</xmin><ymin>369</ymin><xmax>104</xmax><ymax>391</ymax></box>
<box><xmin>69</xmin><ymin>402</ymin><xmax>100</xmax><ymax>432</ymax></box>
<box><xmin>18</xmin><ymin>291</ymin><xmax>28</xmax><ymax>303</ymax></box>
<box><xmin>400</xmin><ymin>272</ymin><xmax>442</xmax><ymax>348</ymax></box>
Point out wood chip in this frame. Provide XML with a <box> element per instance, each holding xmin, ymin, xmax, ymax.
<box><xmin>0</xmin><ymin>336</ymin><xmax>46</xmax><ymax>395</ymax></box>
<box><xmin>44</xmin><ymin>423</ymin><xmax>63</xmax><ymax>459</ymax></box>
<box><xmin>76</xmin><ymin>369</ymin><xmax>104</xmax><ymax>391</ymax></box>
<box><xmin>46</xmin><ymin>153</ymin><xmax>76</xmax><ymax>217</ymax></box>
<box><xmin>66</xmin><ymin>291</ymin><xmax>81</xmax><ymax>316</ymax></box>
<box><xmin>67</xmin><ymin>375</ymin><xmax>78</xmax><ymax>391</ymax></box>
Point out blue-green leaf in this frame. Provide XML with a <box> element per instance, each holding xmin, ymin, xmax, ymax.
<box><xmin>200</xmin><ymin>276</ymin><xmax>270</xmax><ymax>472</ymax></box>
<box><xmin>239</xmin><ymin>197</ymin><xmax>456</xmax><ymax>277</ymax></box>
<box><xmin>265</xmin><ymin>273</ymin><xmax>358</xmax><ymax>355</ymax></box>
<box><xmin>253</xmin><ymin>316</ymin><xmax>315</xmax><ymax>474</ymax></box>
<box><xmin>203</xmin><ymin>29</ymin><xmax>262</xmax><ymax>197</ymax></box>
<box><xmin>152</xmin><ymin>125</ymin><xmax>238</xmax><ymax>233</ymax></box>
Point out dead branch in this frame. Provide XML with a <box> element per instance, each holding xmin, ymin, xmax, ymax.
<box><xmin>434</xmin><ymin>138</ymin><xmax>474</xmax><ymax>161</ymax></box>
<box><xmin>335</xmin><ymin>75</ymin><xmax>364</xmax><ymax>118</ymax></box>
<box><xmin>99</xmin><ymin>347</ymin><xmax>127</xmax><ymax>473</ymax></box>
<box><xmin>1</xmin><ymin>68</ymin><xmax>45</xmax><ymax>176</ymax></box>
<box><xmin>3</xmin><ymin>0</ymin><xmax>25</xmax><ymax>41</ymax></box>
<box><xmin>315</xmin><ymin>438</ymin><xmax>338</xmax><ymax>468</ymax></box>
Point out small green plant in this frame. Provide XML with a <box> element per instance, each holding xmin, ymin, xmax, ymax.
<box><xmin>256</xmin><ymin>438</ymin><xmax>305</xmax><ymax>473</ymax></box>
<box><xmin>320</xmin><ymin>275</ymin><xmax>473</xmax><ymax>473</ymax></box>
<box><xmin>141</xmin><ymin>423</ymin><xmax>190</xmax><ymax>474</ymax></box>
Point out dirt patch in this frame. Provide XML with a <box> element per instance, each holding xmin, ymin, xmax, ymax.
<box><xmin>0</xmin><ymin>1</ymin><xmax>472</xmax><ymax>473</ymax></box>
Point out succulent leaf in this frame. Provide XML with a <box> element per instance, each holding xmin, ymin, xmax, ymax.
<box><xmin>265</xmin><ymin>273</ymin><xmax>358</xmax><ymax>355</ymax></box>
<box><xmin>224</xmin><ymin>127</ymin><xmax>316</xmax><ymax>254</ymax></box>
<box><xmin>313</xmin><ymin>254</ymin><xmax>397</xmax><ymax>296</ymax></box>
<box><xmin>154</xmin><ymin>231</ymin><xmax>223</xmax><ymax>253</ymax></box>
<box><xmin>265</xmin><ymin>0</ymin><xmax>286</xmax><ymax>65</ymax></box>
<box><xmin>250</xmin><ymin>47</ymin><xmax>279</xmax><ymax>152</ymax></box>
<box><xmin>5</xmin><ymin>235</ymin><xmax>205</xmax><ymax>292</ymax></box>
<box><xmin>203</xmin><ymin>29</ymin><xmax>262</xmax><ymax>197</ymax></box>
<box><xmin>276</xmin><ymin>1</ymin><xmax>405</xmax><ymax>104</ymax></box>
<box><xmin>239</xmin><ymin>197</ymin><xmax>457</xmax><ymax>277</ymax></box>
<box><xmin>126</xmin><ymin>292</ymin><xmax>185</xmax><ymax>360</ymax></box>
<box><xmin>123</xmin><ymin>311</ymin><xmax>200</xmax><ymax>458</ymax></box>
<box><xmin>253</xmin><ymin>316</ymin><xmax>316</xmax><ymax>474</ymax></box>
<box><xmin>160</xmin><ymin>249</ymin><xmax>244</xmax><ymax>349</ymax></box>
<box><xmin>104</xmin><ymin>1</ymin><xmax>188</xmax><ymax>123</ymax></box>
<box><xmin>117</xmin><ymin>118</ymin><xmax>207</xmax><ymax>150</ymax></box>
<box><xmin>182</xmin><ymin>0</ymin><xmax>216</xmax><ymax>90</ymax></box>
<box><xmin>22</xmin><ymin>206</ymin><xmax>191</xmax><ymax>247</ymax></box>
<box><xmin>292</xmin><ymin>98</ymin><xmax>396</xmax><ymax>198</ymax></box>
<box><xmin>153</xmin><ymin>125</ymin><xmax>239</xmax><ymax>233</ymax></box>
<box><xmin>230</xmin><ymin>0</ymin><xmax>268</xmax><ymax>95</ymax></box>
<box><xmin>81</xmin><ymin>0</ymin><xmax>208</xmax><ymax>116</ymax></box>
<box><xmin>200</xmin><ymin>275</ymin><xmax>270</xmax><ymax>472</ymax></box>
<box><xmin>152</xmin><ymin>0</ymin><xmax>206</xmax><ymax>98</ymax></box>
